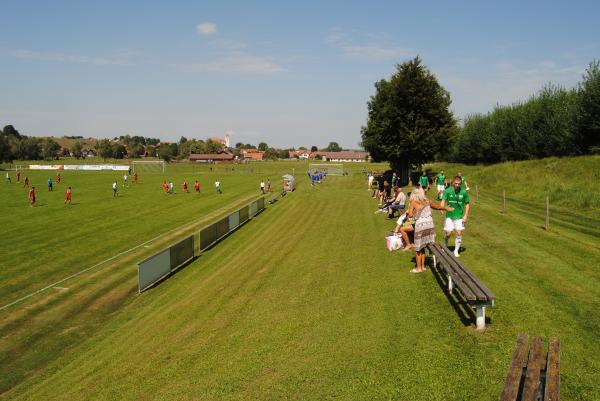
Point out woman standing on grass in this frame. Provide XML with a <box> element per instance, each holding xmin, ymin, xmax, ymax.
<box><xmin>404</xmin><ymin>188</ymin><xmax>453</xmax><ymax>273</ymax></box>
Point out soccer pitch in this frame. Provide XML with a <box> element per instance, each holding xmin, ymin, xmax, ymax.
<box><xmin>1</xmin><ymin>158</ymin><xmax>599</xmax><ymax>400</ymax></box>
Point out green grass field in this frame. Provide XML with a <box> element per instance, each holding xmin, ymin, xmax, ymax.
<box><xmin>1</xmin><ymin>157</ymin><xmax>599</xmax><ymax>400</ymax></box>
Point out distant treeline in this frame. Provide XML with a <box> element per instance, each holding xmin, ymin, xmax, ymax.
<box><xmin>449</xmin><ymin>60</ymin><xmax>600</xmax><ymax>164</ymax></box>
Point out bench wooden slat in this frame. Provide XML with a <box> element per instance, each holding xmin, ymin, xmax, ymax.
<box><xmin>429</xmin><ymin>243</ymin><xmax>479</xmax><ymax>301</ymax></box>
<box><xmin>432</xmin><ymin>245</ymin><xmax>479</xmax><ymax>301</ymax></box>
<box><xmin>544</xmin><ymin>338</ymin><xmax>560</xmax><ymax>401</ymax></box>
<box><xmin>522</xmin><ymin>336</ymin><xmax>544</xmax><ymax>401</ymax></box>
<box><xmin>439</xmin><ymin>244</ymin><xmax>496</xmax><ymax>301</ymax></box>
<box><xmin>500</xmin><ymin>334</ymin><xmax>530</xmax><ymax>401</ymax></box>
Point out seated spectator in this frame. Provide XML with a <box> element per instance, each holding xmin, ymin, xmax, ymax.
<box><xmin>387</xmin><ymin>187</ymin><xmax>406</xmax><ymax>219</ymax></box>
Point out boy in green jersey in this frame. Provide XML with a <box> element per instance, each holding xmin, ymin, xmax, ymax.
<box><xmin>419</xmin><ymin>172</ymin><xmax>429</xmax><ymax>191</ymax></box>
<box><xmin>435</xmin><ymin>170</ymin><xmax>446</xmax><ymax>199</ymax></box>
<box><xmin>441</xmin><ymin>176</ymin><xmax>471</xmax><ymax>257</ymax></box>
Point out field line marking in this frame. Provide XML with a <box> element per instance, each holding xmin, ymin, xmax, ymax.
<box><xmin>0</xmin><ymin>194</ymin><xmax>262</xmax><ymax>312</ymax></box>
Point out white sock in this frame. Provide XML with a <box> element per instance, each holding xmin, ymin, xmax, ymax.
<box><xmin>455</xmin><ymin>235</ymin><xmax>462</xmax><ymax>253</ymax></box>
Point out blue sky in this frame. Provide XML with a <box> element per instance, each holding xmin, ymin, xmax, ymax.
<box><xmin>1</xmin><ymin>1</ymin><xmax>598</xmax><ymax>149</ymax></box>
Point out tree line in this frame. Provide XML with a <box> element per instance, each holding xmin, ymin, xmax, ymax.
<box><xmin>0</xmin><ymin>125</ymin><xmax>346</xmax><ymax>163</ymax></box>
<box><xmin>362</xmin><ymin>57</ymin><xmax>600</xmax><ymax>169</ymax></box>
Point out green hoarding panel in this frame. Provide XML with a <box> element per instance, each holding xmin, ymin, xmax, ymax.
<box><xmin>239</xmin><ymin>205</ymin><xmax>249</xmax><ymax>223</ymax></box>
<box><xmin>170</xmin><ymin>235</ymin><xmax>194</xmax><ymax>270</ymax></box>
<box><xmin>216</xmin><ymin>217</ymin><xmax>229</xmax><ymax>238</ymax></box>
<box><xmin>228</xmin><ymin>211</ymin><xmax>240</xmax><ymax>231</ymax></box>
<box><xmin>138</xmin><ymin>249</ymin><xmax>171</xmax><ymax>292</ymax></box>
<box><xmin>257</xmin><ymin>197</ymin><xmax>264</xmax><ymax>211</ymax></box>
<box><xmin>250</xmin><ymin>201</ymin><xmax>258</xmax><ymax>217</ymax></box>
<box><xmin>200</xmin><ymin>224</ymin><xmax>217</xmax><ymax>251</ymax></box>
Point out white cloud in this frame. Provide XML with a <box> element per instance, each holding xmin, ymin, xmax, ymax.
<box><xmin>324</xmin><ymin>28</ymin><xmax>412</xmax><ymax>61</ymax></box>
<box><xmin>0</xmin><ymin>48</ymin><xmax>133</xmax><ymax>65</ymax></box>
<box><xmin>175</xmin><ymin>54</ymin><xmax>286</xmax><ymax>74</ymax></box>
<box><xmin>342</xmin><ymin>45</ymin><xmax>413</xmax><ymax>61</ymax></box>
<box><xmin>197</xmin><ymin>22</ymin><xmax>217</xmax><ymax>35</ymax></box>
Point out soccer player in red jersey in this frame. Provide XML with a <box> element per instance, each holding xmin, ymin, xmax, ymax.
<box><xmin>16</xmin><ymin>171</ymin><xmax>20</xmax><ymax>182</ymax></box>
<box><xmin>194</xmin><ymin>180</ymin><xmax>200</xmax><ymax>193</ymax></box>
<box><xmin>133</xmin><ymin>172</ymin><xmax>138</xmax><ymax>184</ymax></box>
<box><xmin>65</xmin><ymin>186</ymin><xmax>72</xmax><ymax>205</ymax></box>
<box><xmin>182</xmin><ymin>180</ymin><xmax>188</xmax><ymax>193</ymax></box>
<box><xmin>23</xmin><ymin>176</ymin><xmax>29</xmax><ymax>188</ymax></box>
<box><xmin>29</xmin><ymin>186</ymin><xmax>36</xmax><ymax>207</ymax></box>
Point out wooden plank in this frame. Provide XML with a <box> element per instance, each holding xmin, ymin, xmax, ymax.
<box><xmin>439</xmin><ymin>244</ymin><xmax>496</xmax><ymax>301</ymax></box>
<box><xmin>544</xmin><ymin>338</ymin><xmax>560</xmax><ymax>401</ymax></box>
<box><xmin>452</xmin><ymin>255</ymin><xmax>496</xmax><ymax>300</ymax></box>
<box><xmin>500</xmin><ymin>334</ymin><xmax>530</xmax><ymax>401</ymax></box>
<box><xmin>434</xmin><ymin>246</ymin><xmax>478</xmax><ymax>300</ymax></box>
<box><xmin>522</xmin><ymin>336</ymin><xmax>544</xmax><ymax>401</ymax></box>
<box><xmin>439</xmin><ymin>244</ymin><xmax>489</xmax><ymax>300</ymax></box>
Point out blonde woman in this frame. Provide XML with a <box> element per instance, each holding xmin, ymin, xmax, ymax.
<box><xmin>404</xmin><ymin>188</ymin><xmax>453</xmax><ymax>273</ymax></box>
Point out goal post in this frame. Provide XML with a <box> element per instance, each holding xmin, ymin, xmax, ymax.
<box><xmin>132</xmin><ymin>160</ymin><xmax>166</xmax><ymax>174</ymax></box>
<box><xmin>309</xmin><ymin>163</ymin><xmax>344</xmax><ymax>176</ymax></box>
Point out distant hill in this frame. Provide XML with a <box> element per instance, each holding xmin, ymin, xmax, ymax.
<box><xmin>51</xmin><ymin>137</ymin><xmax>98</xmax><ymax>150</ymax></box>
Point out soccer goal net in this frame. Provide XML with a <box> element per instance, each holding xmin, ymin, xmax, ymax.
<box><xmin>132</xmin><ymin>160</ymin><xmax>166</xmax><ymax>174</ymax></box>
<box><xmin>309</xmin><ymin>163</ymin><xmax>344</xmax><ymax>176</ymax></box>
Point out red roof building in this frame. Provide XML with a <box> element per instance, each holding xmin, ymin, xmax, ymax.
<box><xmin>242</xmin><ymin>149</ymin><xmax>265</xmax><ymax>161</ymax></box>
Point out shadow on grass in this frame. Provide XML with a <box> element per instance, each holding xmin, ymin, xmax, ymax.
<box><xmin>427</xmin><ymin>255</ymin><xmax>482</xmax><ymax>328</ymax></box>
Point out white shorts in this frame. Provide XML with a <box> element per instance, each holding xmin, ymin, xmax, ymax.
<box><xmin>437</xmin><ymin>185</ymin><xmax>445</xmax><ymax>191</ymax></box>
<box><xmin>444</xmin><ymin>218</ymin><xmax>464</xmax><ymax>232</ymax></box>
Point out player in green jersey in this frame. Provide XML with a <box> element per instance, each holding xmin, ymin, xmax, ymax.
<box><xmin>419</xmin><ymin>172</ymin><xmax>429</xmax><ymax>192</ymax></box>
<box><xmin>441</xmin><ymin>176</ymin><xmax>471</xmax><ymax>257</ymax></box>
<box><xmin>435</xmin><ymin>170</ymin><xmax>446</xmax><ymax>199</ymax></box>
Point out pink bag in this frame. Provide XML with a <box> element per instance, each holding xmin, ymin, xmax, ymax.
<box><xmin>385</xmin><ymin>234</ymin><xmax>404</xmax><ymax>251</ymax></box>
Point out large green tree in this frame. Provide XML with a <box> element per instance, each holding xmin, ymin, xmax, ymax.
<box><xmin>325</xmin><ymin>142</ymin><xmax>342</xmax><ymax>152</ymax></box>
<box><xmin>361</xmin><ymin>57</ymin><xmax>457</xmax><ymax>171</ymax></box>
<box><xmin>578</xmin><ymin>59</ymin><xmax>600</xmax><ymax>152</ymax></box>
<box><xmin>98</xmin><ymin>139</ymin><xmax>113</xmax><ymax>160</ymax></box>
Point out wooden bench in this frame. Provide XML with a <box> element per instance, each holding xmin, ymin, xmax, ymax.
<box><xmin>500</xmin><ymin>334</ymin><xmax>560</xmax><ymax>401</ymax></box>
<box><xmin>427</xmin><ymin>242</ymin><xmax>496</xmax><ymax>330</ymax></box>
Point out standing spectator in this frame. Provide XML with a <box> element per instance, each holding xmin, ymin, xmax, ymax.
<box><xmin>391</xmin><ymin>171</ymin><xmax>398</xmax><ymax>187</ymax></box>
<box><xmin>29</xmin><ymin>186</ymin><xmax>36</xmax><ymax>207</ymax></box>
<box><xmin>457</xmin><ymin>172</ymin><xmax>469</xmax><ymax>191</ymax></box>
<box><xmin>112</xmin><ymin>181</ymin><xmax>118</xmax><ymax>197</ymax></box>
<box><xmin>47</xmin><ymin>177</ymin><xmax>53</xmax><ymax>191</ymax></box>
<box><xmin>441</xmin><ymin>176</ymin><xmax>471</xmax><ymax>257</ymax></box>
<box><xmin>405</xmin><ymin>188</ymin><xmax>453</xmax><ymax>273</ymax></box>
<box><xmin>194</xmin><ymin>180</ymin><xmax>200</xmax><ymax>193</ymax></box>
<box><xmin>435</xmin><ymin>170</ymin><xmax>446</xmax><ymax>199</ymax></box>
<box><xmin>65</xmin><ymin>186</ymin><xmax>72</xmax><ymax>205</ymax></box>
<box><xmin>419</xmin><ymin>172</ymin><xmax>429</xmax><ymax>192</ymax></box>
